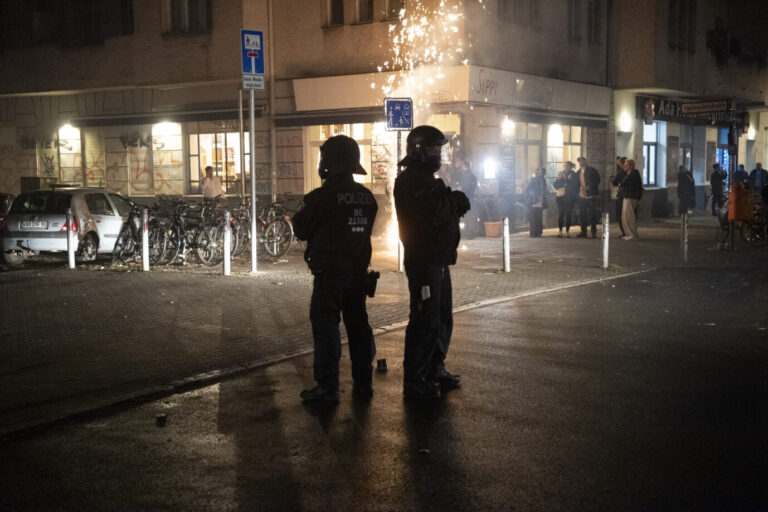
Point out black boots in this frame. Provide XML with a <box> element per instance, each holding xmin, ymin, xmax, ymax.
<box><xmin>300</xmin><ymin>385</ymin><xmax>340</xmax><ymax>403</ymax></box>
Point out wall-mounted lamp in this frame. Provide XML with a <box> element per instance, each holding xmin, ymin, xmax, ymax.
<box><xmin>618</xmin><ymin>114</ymin><xmax>633</xmax><ymax>134</ymax></box>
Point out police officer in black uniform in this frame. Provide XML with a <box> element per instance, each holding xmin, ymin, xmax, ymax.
<box><xmin>394</xmin><ymin>125</ymin><xmax>470</xmax><ymax>400</ymax></box>
<box><xmin>293</xmin><ymin>135</ymin><xmax>378</xmax><ymax>403</ymax></box>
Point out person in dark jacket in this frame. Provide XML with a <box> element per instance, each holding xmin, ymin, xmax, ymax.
<box><xmin>733</xmin><ymin>164</ymin><xmax>749</xmax><ymax>186</ymax></box>
<box><xmin>677</xmin><ymin>165</ymin><xmax>696</xmax><ymax>215</ymax></box>
<box><xmin>749</xmin><ymin>163</ymin><xmax>768</xmax><ymax>203</ymax></box>
<box><xmin>526</xmin><ymin>167</ymin><xmax>548</xmax><ymax>237</ymax></box>
<box><xmin>575</xmin><ymin>156</ymin><xmax>601</xmax><ymax>238</ymax></box>
<box><xmin>554</xmin><ymin>161</ymin><xmax>578</xmax><ymax>237</ymax></box>
<box><xmin>710</xmin><ymin>163</ymin><xmax>727</xmax><ymax>216</ymax></box>
<box><xmin>293</xmin><ymin>135</ymin><xmax>378</xmax><ymax>403</ymax></box>
<box><xmin>611</xmin><ymin>157</ymin><xmax>628</xmax><ymax>237</ymax></box>
<box><xmin>394</xmin><ymin>125</ymin><xmax>470</xmax><ymax>400</ymax></box>
<box><xmin>619</xmin><ymin>159</ymin><xmax>643</xmax><ymax>240</ymax></box>
<box><xmin>456</xmin><ymin>158</ymin><xmax>479</xmax><ymax>238</ymax></box>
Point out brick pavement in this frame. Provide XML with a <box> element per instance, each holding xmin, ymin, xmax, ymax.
<box><xmin>0</xmin><ymin>217</ymin><xmax>759</xmax><ymax>437</ymax></box>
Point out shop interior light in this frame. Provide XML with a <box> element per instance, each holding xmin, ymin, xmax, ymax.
<box><xmin>748</xmin><ymin>127</ymin><xmax>756</xmax><ymax>140</ymax></box>
<box><xmin>501</xmin><ymin>117</ymin><xmax>515</xmax><ymax>137</ymax></box>
<box><xmin>483</xmin><ymin>158</ymin><xmax>498</xmax><ymax>180</ymax></box>
<box><xmin>548</xmin><ymin>124</ymin><xmax>564</xmax><ymax>147</ymax></box>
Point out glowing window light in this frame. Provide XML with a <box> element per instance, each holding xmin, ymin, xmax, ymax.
<box><xmin>547</xmin><ymin>124</ymin><xmax>564</xmax><ymax>147</ymax></box>
<box><xmin>502</xmin><ymin>117</ymin><xmax>515</xmax><ymax>137</ymax></box>
<box><xmin>483</xmin><ymin>158</ymin><xmax>498</xmax><ymax>180</ymax></box>
<box><xmin>58</xmin><ymin>123</ymin><xmax>80</xmax><ymax>141</ymax></box>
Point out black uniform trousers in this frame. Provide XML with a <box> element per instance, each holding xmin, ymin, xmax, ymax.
<box><xmin>579</xmin><ymin>197</ymin><xmax>598</xmax><ymax>235</ymax></box>
<box><xmin>403</xmin><ymin>264</ymin><xmax>453</xmax><ymax>383</ymax></box>
<box><xmin>309</xmin><ymin>273</ymin><xmax>375</xmax><ymax>392</ymax></box>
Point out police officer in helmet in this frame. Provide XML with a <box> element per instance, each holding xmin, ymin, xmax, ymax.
<box><xmin>293</xmin><ymin>135</ymin><xmax>378</xmax><ymax>403</ymax></box>
<box><xmin>394</xmin><ymin>125</ymin><xmax>470</xmax><ymax>399</ymax></box>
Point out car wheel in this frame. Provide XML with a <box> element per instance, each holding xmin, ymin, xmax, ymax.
<box><xmin>77</xmin><ymin>233</ymin><xmax>99</xmax><ymax>263</ymax></box>
<box><xmin>2</xmin><ymin>250</ymin><xmax>26</xmax><ymax>267</ymax></box>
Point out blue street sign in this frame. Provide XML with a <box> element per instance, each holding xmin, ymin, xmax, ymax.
<box><xmin>241</xmin><ymin>29</ymin><xmax>264</xmax><ymax>76</ymax></box>
<box><xmin>385</xmin><ymin>97</ymin><xmax>413</xmax><ymax>131</ymax></box>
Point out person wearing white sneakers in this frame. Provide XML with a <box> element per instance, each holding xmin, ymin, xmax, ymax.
<box><xmin>619</xmin><ymin>159</ymin><xmax>643</xmax><ymax>240</ymax></box>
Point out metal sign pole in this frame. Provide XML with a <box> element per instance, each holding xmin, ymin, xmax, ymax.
<box><xmin>250</xmin><ymin>89</ymin><xmax>258</xmax><ymax>273</ymax></box>
<box><xmin>396</xmin><ymin>130</ymin><xmax>404</xmax><ymax>273</ymax></box>
<box><xmin>239</xmin><ymin>89</ymin><xmax>246</xmax><ymax>199</ymax></box>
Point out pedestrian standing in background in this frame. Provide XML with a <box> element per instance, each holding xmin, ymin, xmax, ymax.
<box><xmin>456</xmin><ymin>158</ymin><xmax>479</xmax><ymax>238</ymax></box>
<box><xmin>710</xmin><ymin>163</ymin><xmax>727</xmax><ymax>216</ymax></box>
<box><xmin>677</xmin><ymin>165</ymin><xmax>696</xmax><ymax>215</ymax></box>
<box><xmin>733</xmin><ymin>164</ymin><xmax>749</xmax><ymax>186</ymax></box>
<box><xmin>395</xmin><ymin>125</ymin><xmax>470</xmax><ymax>400</ymax></box>
<box><xmin>554</xmin><ymin>161</ymin><xmax>578</xmax><ymax>237</ymax></box>
<box><xmin>611</xmin><ymin>157</ymin><xmax>628</xmax><ymax>237</ymax></box>
<box><xmin>200</xmin><ymin>166</ymin><xmax>223</xmax><ymax>199</ymax></box>
<box><xmin>619</xmin><ymin>159</ymin><xmax>643</xmax><ymax>240</ymax></box>
<box><xmin>526</xmin><ymin>167</ymin><xmax>548</xmax><ymax>237</ymax></box>
<box><xmin>749</xmin><ymin>163</ymin><xmax>768</xmax><ymax>204</ymax></box>
<box><xmin>293</xmin><ymin>135</ymin><xmax>378</xmax><ymax>403</ymax></box>
<box><xmin>576</xmin><ymin>156</ymin><xmax>601</xmax><ymax>238</ymax></box>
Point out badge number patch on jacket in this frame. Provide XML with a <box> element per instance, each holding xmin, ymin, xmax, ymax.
<box><xmin>348</xmin><ymin>208</ymin><xmax>368</xmax><ymax>233</ymax></box>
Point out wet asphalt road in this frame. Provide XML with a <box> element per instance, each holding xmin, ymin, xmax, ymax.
<box><xmin>1</xmin><ymin>265</ymin><xmax>766</xmax><ymax>511</ymax></box>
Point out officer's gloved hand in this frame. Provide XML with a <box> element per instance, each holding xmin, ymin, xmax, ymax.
<box><xmin>451</xmin><ymin>190</ymin><xmax>471</xmax><ymax>217</ymax></box>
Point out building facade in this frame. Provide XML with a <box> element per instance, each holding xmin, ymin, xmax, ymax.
<box><xmin>0</xmin><ymin>0</ymin><xmax>765</xmax><ymax>231</ymax></box>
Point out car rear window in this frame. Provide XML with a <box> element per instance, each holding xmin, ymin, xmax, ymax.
<box><xmin>10</xmin><ymin>192</ymin><xmax>72</xmax><ymax>215</ymax></box>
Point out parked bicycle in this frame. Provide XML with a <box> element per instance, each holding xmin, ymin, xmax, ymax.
<box><xmin>232</xmin><ymin>197</ymin><xmax>294</xmax><ymax>259</ymax></box>
<box><xmin>714</xmin><ymin>196</ymin><xmax>767</xmax><ymax>248</ymax></box>
<box><xmin>112</xmin><ymin>204</ymin><xmax>168</xmax><ymax>265</ymax></box>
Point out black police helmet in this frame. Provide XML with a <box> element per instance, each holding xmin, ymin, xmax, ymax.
<box><xmin>398</xmin><ymin>125</ymin><xmax>448</xmax><ymax>167</ymax></box>
<box><xmin>319</xmin><ymin>135</ymin><xmax>366</xmax><ymax>176</ymax></box>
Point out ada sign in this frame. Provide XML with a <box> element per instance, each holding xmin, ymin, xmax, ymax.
<box><xmin>385</xmin><ymin>97</ymin><xmax>413</xmax><ymax>131</ymax></box>
<box><xmin>241</xmin><ymin>29</ymin><xmax>264</xmax><ymax>90</ymax></box>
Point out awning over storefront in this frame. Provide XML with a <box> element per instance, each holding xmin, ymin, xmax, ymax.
<box><xmin>291</xmin><ymin>65</ymin><xmax>611</xmax><ymax>122</ymax></box>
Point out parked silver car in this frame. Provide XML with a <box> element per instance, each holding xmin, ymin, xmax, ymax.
<box><xmin>0</xmin><ymin>187</ymin><xmax>135</xmax><ymax>267</ymax></box>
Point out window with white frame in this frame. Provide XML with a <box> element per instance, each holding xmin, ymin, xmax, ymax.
<box><xmin>357</xmin><ymin>0</ymin><xmax>373</xmax><ymax>22</ymax></box>
<box><xmin>326</xmin><ymin>0</ymin><xmax>344</xmax><ymax>26</ymax></box>
<box><xmin>500</xmin><ymin>0</ymin><xmax>539</xmax><ymax>27</ymax></box>
<box><xmin>385</xmin><ymin>0</ymin><xmax>404</xmax><ymax>19</ymax></box>
<box><xmin>668</xmin><ymin>0</ymin><xmax>697</xmax><ymax>52</ymax></box>
<box><xmin>161</xmin><ymin>0</ymin><xmax>211</xmax><ymax>34</ymax></box>
<box><xmin>586</xmin><ymin>0</ymin><xmax>601</xmax><ymax>44</ymax></box>
<box><xmin>568</xmin><ymin>0</ymin><xmax>582</xmax><ymax>40</ymax></box>
<box><xmin>546</xmin><ymin>125</ymin><xmax>582</xmax><ymax>185</ymax></box>
<box><xmin>642</xmin><ymin>122</ymin><xmax>660</xmax><ymax>186</ymax></box>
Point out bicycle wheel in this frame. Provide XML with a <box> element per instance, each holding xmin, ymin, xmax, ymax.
<box><xmin>263</xmin><ymin>218</ymin><xmax>293</xmax><ymax>258</ymax></box>
<box><xmin>233</xmin><ymin>220</ymin><xmax>249</xmax><ymax>256</ymax></box>
<box><xmin>148</xmin><ymin>223</ymin><xmax>168</xmax><ymax>265</ymax></box>
<box><xmin>741</xmin><ymin>219</ymin><xmax>767</xmax><ymax>247</ymax></box>
<box><xmin>163</xmin><ymin>224</ymin><xmax>182</xmax><ymax>264</ymax></box>
<box><xmin>113</xmin><ymin>224</ymin><xmax>136</xmax><ymax>264</ymax></box>
<box><xmin>196</xmin><ymin>224</ymin><xmax>225</xmax><ymax>266</ymax></box>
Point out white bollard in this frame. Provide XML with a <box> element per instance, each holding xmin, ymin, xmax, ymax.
<box><xmin>223</xmin><ymin>210</ymin><xmax>231</xmax><ymax>276</ymax></box>
<box><xmin>602</xmin><ymin>212</ymin><xmax>610</xmax><ymax>269</ymax></box>
<box><xmin>66</xmin><ymin>207</ymin><xmax>75</xmax><ymax>269</ymax></box>
<box><xmin>142</xmin><ymin>208</ymin><xmax>150</xmax><ymax>272</ymax></box>
<box><xmin>502</xmin><ymin>217</ymin><xmax>511</xmax><ymax>273</ymax></box>
<box><xmin>681</xmin><ymin>213</ymin><xmax>688</xmax><ymax>264</ymax></box>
